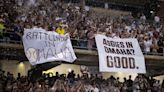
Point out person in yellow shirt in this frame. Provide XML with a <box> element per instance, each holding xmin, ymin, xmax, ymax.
<box><xmin>55</xmin><ymin>24</ymin><xmax>65</xmax><ymax>35</ymax></box>
<box><xmin>0</xmin><ymin>19</ymin><xmax>5</xmax><ymax>38</ymax></box>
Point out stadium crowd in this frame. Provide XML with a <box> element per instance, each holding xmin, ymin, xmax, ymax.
<box><xmin>0</xmin><ymin>0</ymin><xmax>164</xmax><ymax>92</ymax></box>
<box><xmin>0</xmin><ymin>0</ymin><xmax>164</xmax><ymax>53</ymax></box>
<box><xmin>0</xmin><ymin>69</ymin><xmax>164</xmax><ymax>92</ymax></box>
<box><xmin>0</xmin><ymin>0</ymin><xmax>164</xmax><ymax>54</ymax></box>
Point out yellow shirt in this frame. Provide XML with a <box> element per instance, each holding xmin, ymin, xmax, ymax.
<box><xmin>0</xmin><ymin>23</ymin><xmax>5</xmax><ymax>36</ymax></box>
<box><xmin>55</xmin><ymin>27</ymin><xmax>65</xmax><ymax>34</ymax></box>
<box><xmin>0</xmin><ymin>23</ymin><xmax>5</xmax><ymax>31</ymax></box>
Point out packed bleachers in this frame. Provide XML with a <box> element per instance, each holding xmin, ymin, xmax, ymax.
<box><xmin>0</xmin><ymin>0</ymin><xmax>164</xmax><ymax>92</ymax></box>
<box><xmin>0</xmin><ymin>68</ymin><xmax>164</xmax><ymax>92</ymax></box>
<box><xmin>0</xmin><ymin>0</ymin><xmax>164</xmax><ymax>55</ymax></box>
<box><xmin>0</xmin><ymin>0</ymin><xmax>164</xmax><ymax>53</ymax></box>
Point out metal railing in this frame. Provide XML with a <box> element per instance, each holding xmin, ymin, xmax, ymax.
<box><xmin>0</xmin><ymin>32</ymin><xmax>164</xmax><ymax>56</ymax></box>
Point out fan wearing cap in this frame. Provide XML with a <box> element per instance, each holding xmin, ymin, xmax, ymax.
<box><xmin>55</xmin><ymin>23</ymin><xmax>65</xmax><ymax>35</ymax></box>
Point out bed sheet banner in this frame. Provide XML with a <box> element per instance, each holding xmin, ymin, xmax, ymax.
<box><xmin>23</xmin><ymin>28</ymin><xmax>77</xmax><ymax>65</ymax></box>
<box><xmin>95</xmin><ymin>34</ymin><xmax>146</xmax><ymax>73</ymax></box>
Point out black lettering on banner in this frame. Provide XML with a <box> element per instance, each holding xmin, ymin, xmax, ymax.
<box><xmin>106</xmin><ymin>56</ymin><xmax>113</xmax><ymax>67</ymax></box>
<box><xmin>45</xmin><ymin>41</ymin><xmax>48</xmax><ymax>47</ymax></box>
<box><xmin>106</xmin><ymin>56</ymin><xmax>136</xmax><ymax>69</ymax></box>
<box><xmin>122</xmin><ymin>57</ymin><xmax>128</xmax><ymax>68</ymax></box>
<box><xmin>26</xmin><ymin>32</ymin><xmax>32</xmax><ymax>39</ymax></box>
<box><xmin>109</xmin><ymin>48</ymin><xmax>116</xmax><ymax>54</ymax></box>
<box><xmin>37</xmin><ymin>49</ymin><xmax>46</xmax><ymax>61</ymax></box>
<box><xmin>45</xmin><ymin>41</ymin><xmax>56</xmax><ymax>47</ymax></box>
<box><xmin>127</xmin><ymin>49</ymin><xmax>132</xmax><ymax>55</ymax></box>
<box><xmin>126</xmin><ymin>42</ymin><xmax>133</xmax><ymax>48</ymax></box>
<box><xmin>48</xmin><ymin>34</ymin><xmax>53</xmax><ymax>41</ymax></box>
<box><xmin>131</xmin><ymin>49</ymin><xmax>135</xmax><ymax>55</ymax></box>
<box><xmin>129</xmin><ymin>57</ymin><xmax>135</xmax><ymax>69</ymax></box>
<box><xmin>104</xmin><ymin>46</ymin><xmax>135</xmax><ymax>55</ymax></box>
<box><xmin>44</xmin><ymin>33</ymin><xmax>48</xmax><ymax>40</ymax></box>
<box><xmin>38</xmin><ymin>32</ymin><xmax>42</xmax><ymax>40</ymax></box>
<box><xmin>120</xmin><ymin>42</ymin><xmax>125</xmax><ymax>48</ymax></box>
<box><xmin>103</xmin><ymin>39</ymin><xmax>125</xmax><ymax>48</ymax></box>
<box><xmin>116</xmin><ymin>49</ymin><xmax>121</xmax><ymax>54</ymax></box>
<box><xmin>120</xmin><ymin>49</ymin><xmax>127</xmax><ymax>55</ymax></box>
<box><xmin>33</xmin><ymin>32</ymin><xmax>38</xmax><ymax>39</ymax></box>
<box><xmin>104</xmin><ymin>46</ymin><xmax>109</xmax><ymax>53</ymax></box>
<box><xmin>45</xmin><ymin>48</ymin><xmax>54</xmax><ymax>59</ymax></box>
<box><xmin>106</xmin><ymin>40</ymin><xmax>110</xmax><ymax>46</ymax></box>
<box><xmin>103</xmin><ymin>39</ymin><xmax>107</xmax><ymax>45</ymax></box>
<box><xmin>114</xmin><ymin>57</ymin><xmax>121</xmax><ymax>68</ymax></box>
<box><xmin>110</xmin><ymin>41</ymin><xmax>114</xmax><ymax>47</ymax></box>
<box><xmin>53</xmin><ymin>49</ymin><xmax>59</xmax><ymax>58</ymax></box>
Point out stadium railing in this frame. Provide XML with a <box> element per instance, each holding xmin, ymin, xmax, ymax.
<box><xmin>0</xmin><ymin>32</ymin><xmax>163</xmax><ymax>56</ymax></box>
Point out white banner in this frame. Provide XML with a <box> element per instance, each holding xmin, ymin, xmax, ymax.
<box><xmin>23</xmin><ymin>27</ymin><xmax>77</xmax><ymax>65</ymax></box>
<box><xmin>95</xmin><ymin>34</ymin><xmax>146</xmax><ymax>73</ymax></box>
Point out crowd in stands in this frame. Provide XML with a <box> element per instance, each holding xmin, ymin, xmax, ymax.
<box><xmin>0</xmin><ymin>0</ymin><xmax>164</xmax><ymax>54</ymax></box>
<box><xmin>1</xmin><ymin>1</ymin><xmax>164</xmax><ymax>92</ymax></box>
<box><xmin>0</xmin><ymin>69</ymin><xmax>164</xmax><ymax>92</ymax></box>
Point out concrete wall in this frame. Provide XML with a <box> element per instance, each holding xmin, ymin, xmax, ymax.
<box><xmin>0</xmin><ymin>60</ymin><xmax>31</xmax><ymax>77</ymax></box>
<box><xmin>154</xmin><ymin>75</ymin><xmax>164</xmax><ymax>84</ymax></box>
<box><xmin>43</xmin><ymin>64</ymin><xmax>81</xmax><ymax>76</ymax></box>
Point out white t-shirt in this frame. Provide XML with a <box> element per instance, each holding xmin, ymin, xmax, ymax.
<box><xmin>154</xmin><ymin>16</ymin><xmax>160</xmax><ymax>22</ymax></box>
<box><xmin>90</xmin><ymin>87</ymin><xmax>99</xmax><ymax>92</ymax></box>
<box><xmin>144</xmin><ymin>40</ymin><xmax>152</xmax><ymax>52</ymax></box>
<box><xmin>125</xmin><ymin>26</ymin><xmax>131</xmax><ymax>32</ymax></box>
<box><xmin>16</xmin><ymin>0</ymin><xmax>23</xmax><ymax>6</ymax></box>
<box><xmin>133</xmin><ymin>84</ymin><xmax>140</xmax><ymax>92</ymax></box>
<box><xmin>140</xmin><ymin>15</ymin><xmax>146</xmax><ymax>21</ymax></box>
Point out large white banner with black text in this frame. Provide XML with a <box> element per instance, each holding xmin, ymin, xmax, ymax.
<box><xmin>95</xmin><ymin>34</ymin><xmax>146</xmax><ymax>73</ymax></box>
<box><xmin>23</xmin><ymin>27</ymin><xmax>77</xmax><ymax>65</ymax></box>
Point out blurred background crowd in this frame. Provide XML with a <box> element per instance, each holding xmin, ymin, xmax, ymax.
<box><xmin>0</xmin><ymin>0</ymin><xmax>164</xmax><ymax>92</ymax></box>
<box><xmin>0</xmin><ymin>0</ymin><xmax>164</xmax><ymax>54</ymax></box>
<box><xmin>0</xmin><ymin>69</ymin><xmax>164</xmax><ymax>92</ymax></box>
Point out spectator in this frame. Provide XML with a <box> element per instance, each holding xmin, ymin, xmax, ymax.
<box><xmin>157</xmin><ymin>35</ymin><xmax>164</xmax><ymax>54</ymax></box>
<box><xmin>154</xmin><ymin>15</ymin><xmax>160</xmax><ymax>28</ymax></box>
<box><xmin>55</xmin><ymin>23</ymin><xmax>65</xmax><ymax>35</ymax></box>
<box><xmin>87</xmin><ymin>29</ymin><xmax>96</xmax><ymax>49</ymax></box>
<box><xmin>90</xmin><ymin>82</ymin><xmax>99</xmax><ymax>92</ymax></box>
<box><xmin>153</xmin><ymin>80</ymin><xmax>160</xmax><ymax>92</ymax></box>
<box><xmin>127</xmin><ymin>75</ymin><xmax>133</xmax><ymax>92</ymax></box>
<box><xmin>67</xmin><ymin>70</ymin><xmax>75</xmax><ymax>84</ymax></box>
<box><xmin>140</xmin><ymin>13</ymin><xmax>146</xmax><ymax>23</ymax></box>
<box><xmin>143</xmin><ymin>36</ymin><xmax>152</xmax><ymax>54</ymax></box>
<box><xmin>0</xmin><ymin>68</ymin><xmax>164</xmax><ymax>92</ymax></box>
<box><xmin>1</xmin><ymin>0</ymin><xmax>164</xmax><ymax>55</ymax></box>
<box><xmin>162</xmin><ymin>79</ymin><xmax>164</xmax><ymax>92</ymax></box>
<box><xmin>51</xmin><ymin>79</ymin><xmax>66</xmax><ymax>92</ymax></box>
<box><xmin>0</xmin><ymin>17</ymin><xmax>5</xmax><ymax>39</ymax></box>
